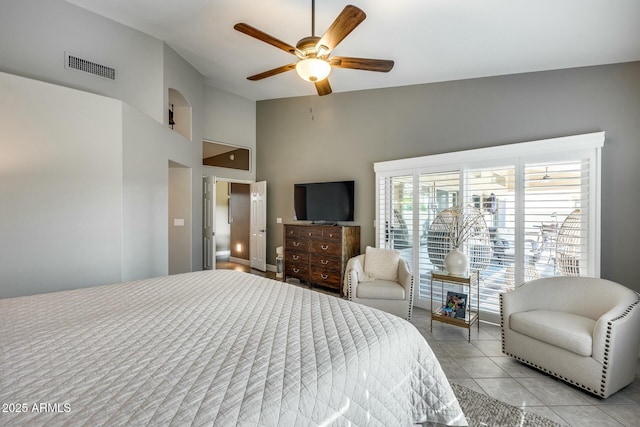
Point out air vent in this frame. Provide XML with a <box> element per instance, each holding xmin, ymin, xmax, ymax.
<box><xmin>65</xmin><ymin>52</ymin><xmax>116</xmax><ymax>80</ymax></box>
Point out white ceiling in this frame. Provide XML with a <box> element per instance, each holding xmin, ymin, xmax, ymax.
<box><xmin>65</xmin><ymin>0</ymin><xmax>640</xmax><ymax>101</ymax></box>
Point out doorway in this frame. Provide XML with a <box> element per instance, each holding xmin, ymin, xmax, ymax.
<box><xmin>229</xmin><ymin>182</ymin><xmax>251</xmax><ymax>264</ymax></box>
<box><xmin>202</xmin><ymin>179</ymin><xmax>251</xmax><ymax>268</ymax></box>
<box><xmin>202</xmin><ymin>178</ymin><xmax>268</xmax><ymax>272</ymax></box>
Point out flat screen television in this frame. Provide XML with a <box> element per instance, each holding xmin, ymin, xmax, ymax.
<box><xmin>294</xmin><ymin>180</ymin><xmax>355</xmax><ymax>223</ymax></box>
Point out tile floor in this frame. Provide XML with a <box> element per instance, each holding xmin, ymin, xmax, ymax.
<box><xmin>410</xmin><ymin>308</ymin><xmax>640</xmax><ymax>427</ymax></box>
<box><xmin>218</xmin><ymin>261</ymin><xmax>640</xmax><ymax>426</ymax></box>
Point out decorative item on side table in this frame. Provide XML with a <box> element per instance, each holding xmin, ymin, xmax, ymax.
<box><xmin>443</xmin><ymin>291</ymin><xmax>468</xmax><ymax>319</ymax></box>
<box><xmin>430</xmin><ymin>205</ymin><xmax>489</xmax><ymax>275</ymax></box>
<box><xmin>431</xmin><ymin>270</ymin><xmax>480</xmax><ymax>342</ymax></box>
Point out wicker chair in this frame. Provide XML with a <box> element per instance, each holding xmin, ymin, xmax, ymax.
<box><xmin>427</xmin><ymin>207</ymin><xmax>491</xmax><ymax>271</ymax></box>
<box><xmin>556</xmin><ymin>208</ymin><xmax>582</xmax><ymax>276</ymax></box>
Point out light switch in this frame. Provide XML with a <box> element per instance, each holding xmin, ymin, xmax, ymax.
<box><xmin>276</xmin><ymin>217</ymin><xmax>282</xmax><ymax>224</ymax></box>
<box><xmin>174</xmin><ymin>218</ymin><xmax>185</xmax><ymax>226</ymax></box>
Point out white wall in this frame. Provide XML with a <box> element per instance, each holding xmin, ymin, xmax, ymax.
<box><xmin>0</xmin><ymin>1</ymin><xmax>257</xmax><ymax>295</ymax></box>
<box><xmin>0</xmin><ymin>70</ymin><xmax>204</xmax><ymax>297</ymax></box>
<box><xmin>0</xmin><ymin>72</ymin><xmax>123</xmax><ymax>298</ymax></box>
<box><xmin>163</xmin><ymin>44</ymin><xmax>205</xmax><ymax>271</ymax></box>
<box><xmin>202</xmin><ymin>84</ymin><xmax>257</xmax><ymax>182</ymax></box>
<box><xmin>0</xmin><ymin>0</ymin><xmax>164</xmax><ymax>123</ymax></box>
<box><xmin>169</xmin><ymin>164</ymin><xmax>192</xmax><ymax>274</ymax></box>
<box><xmin>122</xmin><ymin>104</ymin><xmax>169</xmax><ymax>281</ymax></box>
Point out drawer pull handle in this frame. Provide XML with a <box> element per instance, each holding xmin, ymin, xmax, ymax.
<box><xmin>293</xmin><ymin>255</ymin><xmax>299</xmax><ymax>260</ymax></box>
<box><xmin>293</xmin><ymin>268</ymin><xmax>300</xmax><ymax>273</ymax></box>
<box><xmin>329</xmin><ymin>234</ymin><xmax>334</xmax><ymax>237</ymax></box>
<box><xmin>293</xmin><ymin>242</ymin><xmax>300</xmax><ymax>247</ymax></box>
<box><xmin>321</xmin><ymin>244</ymin><xmax>329</xmax><ymax>250</ymax></box>
<box><xmin>321</xmin><ymin>274</ymin><xmax>328</xmax><ymax>280</ymax></box>
<box><xmin>321</xmin><ymin>259</ymin><xmax>329</xmax><ymax>265</ymax></box>
<box><xmin>309</xmin><ymin>232</ymin><xmax>313</xmax><ymax>236</ymax></box>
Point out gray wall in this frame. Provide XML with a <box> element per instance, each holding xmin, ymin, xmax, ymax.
<box><xmin>256</xmin><ymin>61</ymin><xmax>640</xmax><ymax>292</ymax></box>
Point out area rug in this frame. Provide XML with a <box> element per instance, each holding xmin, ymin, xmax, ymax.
<box><xmin>451</xmin><ymin>384</ymin><xmax>562</xmax><ymax>427</ymax></box>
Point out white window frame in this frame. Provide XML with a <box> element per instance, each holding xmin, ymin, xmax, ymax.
<box><xmin>374</xmin><ymin>132</ymin><xmax>604</xmax><ymax>322</ymax></box>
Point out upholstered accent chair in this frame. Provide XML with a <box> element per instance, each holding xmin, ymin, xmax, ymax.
<box><xmin>345</xmin><ymin>247</ymin><xmax>414</xmax><ymax>320</ymax></box>
<box><xmin>501</xmin><ymin>276</ymin><xmax>640</xmax><ymax>398</ymax></box>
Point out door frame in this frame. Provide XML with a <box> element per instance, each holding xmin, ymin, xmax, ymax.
<box><xmin>250</xmin><ymin>181</ymin><xmax>267</xmax><ymax>271</ymax></box>
<box><xmin>203</xmin><ymin>175</ymin><xmax>259</xmax><ymax>269</ymax></box>
<box><xmin>202</xmin><ymin>176</ymin><xmax>215</xmax><ymax>270</ymax></box>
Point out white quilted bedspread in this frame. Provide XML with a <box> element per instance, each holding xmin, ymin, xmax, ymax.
<box><xmin>0</xmin><ymin>270</ymin><xmax>465</xmax><ymax>426</ymax></box>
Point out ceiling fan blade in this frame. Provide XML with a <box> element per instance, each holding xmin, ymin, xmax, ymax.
<box><xmin>330</xmin><ymin>56</ymin><xmax>394</xmax><ymax>72</ymax></box>
<box><xmin>234</xmin><ymin>23</ymin><xmax>297</xmax><ymax>56</ymax></box>
<box><xmin>247</xmin><ymin>64</ymin><xmax>297</xmax><ymax>81</ymax></box>
<box><xmin>317</xmin><ymin>5</ymin><xmax>366</xmax><ymax>53</ymax></box>
<box><xmin>315</xmin><ymin>79</ymin><xmax>332</xmax><ymax>96</ymax></box>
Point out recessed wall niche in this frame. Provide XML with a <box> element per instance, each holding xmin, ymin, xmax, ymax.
<box><xmin>168</xmin><ymin>88</ymin><xmax>192</xmax><ymax>140</ymax></box>
<box><xmin>203</xmin><ymin>141</ymin><xmax>251</xmax><ymax>171</ymax></box>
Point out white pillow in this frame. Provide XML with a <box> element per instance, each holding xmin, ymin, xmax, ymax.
<box><xmin>364</xmin><ymin>246</ymin><xmax>400</xmax><ymax>281</ymax></box>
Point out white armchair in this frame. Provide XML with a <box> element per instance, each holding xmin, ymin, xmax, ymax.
<box><xmin>345</xmin><ymin>247</ymin><xmax>414</xmax><ymax>320</ymax></box>
<box><xmin>501</xmin><ymin>276</ymin><xmax>640</xmax><ymax>398</ymax></box>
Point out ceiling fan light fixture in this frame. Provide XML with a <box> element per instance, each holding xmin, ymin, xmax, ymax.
<box><xmin>295</xmin><ymin>58</ymin><xmax>331</xmax><ymax>82</ymax></box>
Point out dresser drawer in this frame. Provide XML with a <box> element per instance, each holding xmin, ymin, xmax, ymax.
<box><xmin>310</xmin><ymin>254</ymin><xmax>341</xmax><ymax>272</ymax></box>
<box><xmin>285</xmin><ymin>250</ymin><xmax>308</xmax><ymax>266</ymax></box>
<box><xmin>309</xmin><ymin>239</ymin><xmax>342</xmax><ymax>256</ymax></box>
<box><xmin>285</xmin><ymin>226</ymin><xmax>301</xmax><ymax>239</ymax></box>
<box><xmin>310</xmin><ymin>266</ymin><xmax>342</xmax><ymax>288</ymax></box>
<box><xmin>285</xmin><ymin>238</ymin><xmax>307</xmax><ymax>251</ymax></box>
<box><xmin>302</xmin><ymin>227</ymin><xmax>323</xmax><ymax>239</ymax></box>
<box><xmin>286</xmin><ymin>263</ymin><xmax>308</xmax><ymax>279</ymax></box>
<box><xmin>322</xmin><ymin>228</ymin><xmax>342</xmax><ymax>241</ymax></box>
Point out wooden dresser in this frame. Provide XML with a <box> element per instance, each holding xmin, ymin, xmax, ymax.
<box><xmin>284</xmin><ymin>224</ymin><xmax>360</xmax><ymax>292</ymax></box>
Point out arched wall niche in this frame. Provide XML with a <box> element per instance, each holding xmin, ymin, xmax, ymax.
<box><xmin>168</xmin><ymin>88</ymin><xmax>192</xmax><ymax>140</ymax></box>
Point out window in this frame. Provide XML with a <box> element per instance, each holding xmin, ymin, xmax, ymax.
<box><xmin>375</xmin><ymin>132</ymin><xmax>604</xmax><ymax>324</ymax></box>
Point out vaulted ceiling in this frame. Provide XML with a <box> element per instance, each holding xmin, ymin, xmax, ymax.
<box><xmin>65</xmin><ymin>0</ymin><xmax>640</xmax><ymax>101</ymax></box>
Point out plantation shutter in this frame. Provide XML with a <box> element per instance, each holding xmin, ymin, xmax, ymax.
<box><xmin>523</xmin><ymin>159</ymin><xmax>591</xmax><ymax>278</ymax></box>
<box><xmin>463</xmin><ymin>165</ymin><xmax>516</xmax><ymax>315</ymax></box>
<box><xmin>377</xmin><ymin>174</ymin><xmax>414</xmax><ymax>252</ymax></box>
<box><xmin>374</xmin><ymin>132</ymin><xmax>603</xmax><ymax>323</ymax></box>
<box><xmin>417</xmin><ymin>171</ymin><xmax>460</xmax><ymax>303</ymax></box>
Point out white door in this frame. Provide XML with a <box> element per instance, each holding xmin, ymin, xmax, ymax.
<box><xmin>250</xmin><ymin>181</ymin><xmax>267</xmax><ymax>271</ymax></box>
<box><xmin>203</xmin><ymin>176</ymin><xmax>216</xmax><ymax>270</ymax></box>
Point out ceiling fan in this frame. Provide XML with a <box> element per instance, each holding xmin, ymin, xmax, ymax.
<box><xmin>234</xmin><ymin>1</ymin><xmax>394</xmax><ymax>96</ymax></box>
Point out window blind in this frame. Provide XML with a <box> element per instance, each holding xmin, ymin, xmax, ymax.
<box><xmin>374</xmin><ymin>132</ymin><xmax>603</xmax><ymax>323</ymax></box>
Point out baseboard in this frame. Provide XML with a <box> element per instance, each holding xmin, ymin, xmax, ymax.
<box><xmin>229</xmin><ymin>256</ymin><xmax>249</xmax><ymax>266</ymax></box>
<box><xmin>266</xmin><ymin>263</ymin><xmax>276</xmax><ymax>273</ymax></box>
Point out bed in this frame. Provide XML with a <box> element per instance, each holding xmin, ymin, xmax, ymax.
<box><xmin>0</xmin><ymin>270</ymin><xmax>465</xmax><ymax>426</ymax></box>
